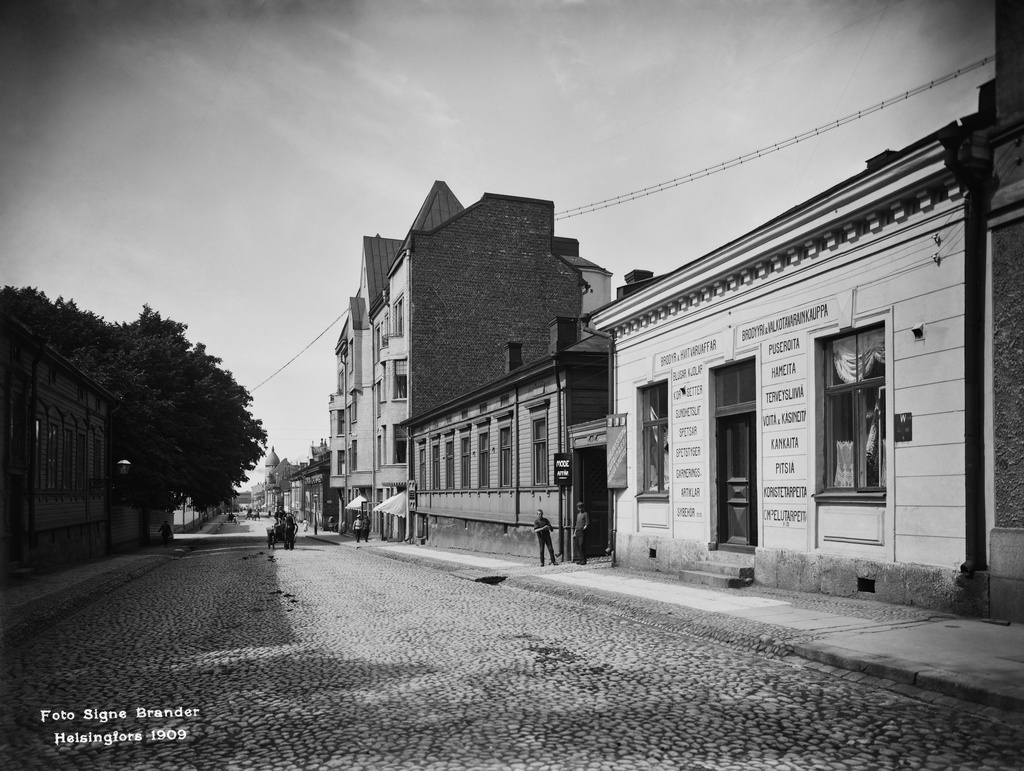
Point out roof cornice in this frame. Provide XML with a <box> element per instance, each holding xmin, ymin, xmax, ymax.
<box><xmin>592</xmin><ymin>141</ymin><xmax>954</xmax><ymax>334</ymax></box>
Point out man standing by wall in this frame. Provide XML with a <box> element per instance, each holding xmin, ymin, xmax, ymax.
<box><xmin>573</xmin><ymin>503</ymin><xmax>589</xmax><ymax>565</ymax></box>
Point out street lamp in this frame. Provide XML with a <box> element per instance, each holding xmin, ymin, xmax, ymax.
<box><xmin>117</xmin><ymin>459</ymin><xmax>131</xmax><ymax>476</ymax></box>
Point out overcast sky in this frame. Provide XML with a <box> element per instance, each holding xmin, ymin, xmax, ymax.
<box><xmin>0</xmin><ymin>0</ymin><xmax>994</xmax><ymax>490</ymax></box>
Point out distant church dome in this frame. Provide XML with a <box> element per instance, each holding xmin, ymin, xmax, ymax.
<box><xmin>265</xmin><ymin>446</ymin><xmax>280</xmax><ymax>467</ymax></box>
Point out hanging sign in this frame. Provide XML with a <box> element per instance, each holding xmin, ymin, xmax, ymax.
<box><xmin>554</xmin><ymin>453</ymin><xmax>572</xmax><ymax>486</ymax></box>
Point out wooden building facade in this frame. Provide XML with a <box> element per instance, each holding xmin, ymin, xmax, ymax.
<box><xmin>1</xmin><ymin>310</ymin><xmax>119</xmax><ymax>575</ymax></box>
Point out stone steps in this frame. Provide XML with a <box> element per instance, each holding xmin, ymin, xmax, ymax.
<box><xmin>678</xmin><ymin>552</ymin><xmax>754</xmax><ymax>589</ymax></box>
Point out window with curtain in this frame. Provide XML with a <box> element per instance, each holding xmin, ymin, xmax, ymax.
<box><xmin>445</xmin><ymin>439</ymin><xmax>454</xmax><ymax>489</ymax></box>
<box><xmin>478</xmin><ymin>432</ymin><xmax>490</xmax><ymax>488</ymax></box>
<box><xmin>499</xmin><ymin>426</ymin><xmax>512</xmax><ymax>486</ymax></box>
<box><xmin>532</xmin><ymin>417</ymin><xmax>548</xmax><ymax>485</ymax></box>
<box><xmin>641</xmin><ymin>383</ymin><xmax>669</xmax><ymax>494</ymax></box>
<box><xmin>461</xmin><ymin>436</ymin><xmax>471</xmax><ymax>488</ymax></box>
<box><xmin>394</xmin><ymin>360</ymin><xmax>408</xmax><ymax>399</ymax></box>
<box><xmin>47</xmin><ymin>423</ymin><xmax>58</xmax><ymax>489</ymax></box>
<box><xmin>394</xmin><ymin>426</ymin><xmax>407</xmax><ymax>464</ymax></box>
<box><xmin>825</xmin><ymin>327</ymin><xmax>886</xmax><ymax>491</ymax></box>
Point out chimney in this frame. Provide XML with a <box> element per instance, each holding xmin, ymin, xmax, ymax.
<box><xmin>549</xmin><ymin>316</ymin><xmax>579</xmax><ymax>354</ymax></box>
<box><xmin>505</xmin><ymin>341</ymin><xmax>523</xmax><ymax>372</ymax></box>
<box><xmin>624</xmin><ymin>269</ymin><xmax>654</xmax><ymax>284</ymax></box>
<box><xmin>617</xmin><ymin>269</ymin><xmax>658</xmax><ymax>299</ymax></box>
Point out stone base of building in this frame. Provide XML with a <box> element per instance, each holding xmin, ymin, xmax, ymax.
<box><xmin>990</xmin><ymin>527</ymin><xmax>1024</xmax><ymax>623</ymax></box>
<box><xmin>10</xmin><ymin>521</ymin><xmax>108</xmax><ymax>575</ymax></box>
<box><xmin>614</xmin><ymin>534</ymin><xmax>990</xmax><ymax>617</ymax></box>
<box><xmin>615</xmin><ymin>532</ymin><xmax>709</xmax><ymax>576</ymax></box>
<box><xmin>427</xmin><ymin>516</ymin><xmax>560</xmax><ymax>561</ymax></box>
<box><xmin>755</xmin><ymin>547</ymin><xmax>989</xmax><ymax>617</ymax></box>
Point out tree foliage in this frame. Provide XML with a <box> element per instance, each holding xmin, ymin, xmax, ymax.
<box><xmin>1</xmin><ymin>286</ymin><xmax>267</xmax><ymax>510</ymax></box>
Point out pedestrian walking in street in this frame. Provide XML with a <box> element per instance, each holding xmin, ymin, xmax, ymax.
<box><xmin>353</xmin><ymin>514</ymin><xmax>364</xmax><ymax>542</ymax></box>
<box><xmin>362</xmin><ymin>515</ymin><xmax>371</xmax><ymax>542</ymax></box>
<box><xmin>533</xmin><ymin>509</ymin><xmax>557</xmax><ymax>566</ymax></box>
<box><xmin>158</xmin><ymin>520</ymin><xmax>173</xmax><ymax>547</ymax></box>
<box><xmin>284</xmin><ymin>514</ymin><xmax>298</xmax><ymax>550</ymax></box>
<box><xmin>572</xmin><ymin>502</ymin><xmax>589</xmax><ymax>565</ymax></box>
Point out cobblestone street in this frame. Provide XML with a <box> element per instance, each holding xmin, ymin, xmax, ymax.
<box><xmin>2</xmin><ymin>532</ymin><xmax>1023</xmax><ymax>771</ymax></box>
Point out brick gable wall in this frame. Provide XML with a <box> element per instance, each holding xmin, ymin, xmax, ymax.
<box><xmin>410</xmin><ymin>196</ymin><xmax>583</xmax><ymax>418</ymax></box>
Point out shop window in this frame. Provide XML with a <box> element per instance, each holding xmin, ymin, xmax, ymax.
<box><xmin>825</xmin><ymin>327</ymin><xmax>886</xmax><ymax>490</ymax></box>
<box><xmin>478</xmin><ymin>432</ymin><xmax>490</xmax><ymax>488</ymax></box>
<box><xmin>532</xmin><ymin>417</ymin><xmax>548</xmax><ymax>485</ymax></box>
<box><xmin>499</xmin><ymin>426</ymin><xmax>512</xmax><ymax>486</ymax></box>
<box><xmin>641</xmin><ymin>383</ymin><xmax>669</xmax><ymax>494</ymax></box>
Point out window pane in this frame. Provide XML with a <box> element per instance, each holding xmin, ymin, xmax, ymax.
<box><xmin>479</xmin><ymin>433</ymin><xmax>490</xmax><ymax>488</ymax></box>
<box><xmin>859</xmin><ymin>329</ymin><xmax>886</xmax><ymax>381</ymax></box>
<box><xmin>828</xmin><ymin>390</ymin><xmax>855</xmax><ymax>487</ymax></box>
<box><xmin>859</xmin><ymin>386</ymin><xmax>885</xmax><ymax>488</ymax></box>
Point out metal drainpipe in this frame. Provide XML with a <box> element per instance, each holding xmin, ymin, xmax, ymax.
<box><xmin>581</xmin><ymin>318</ymin><xmax>616</xmax><ymax>567</ymax></box>
<box><xmin>553</xmin><ymin>357</ymin><xmax>565</xmax><ymax>560</ymax></box>
<box><xmin>938</xmin><ymin>122</ymin><xmax>990</xmax><ymax>577</ymax></box>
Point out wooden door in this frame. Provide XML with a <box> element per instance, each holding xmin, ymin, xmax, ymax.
<box><xmin>718</xmin><ymin>413</ymin><xmax>757</xmax><ymax>547</ymax></box>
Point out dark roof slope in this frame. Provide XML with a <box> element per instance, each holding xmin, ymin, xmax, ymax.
<box><xmin>349</xmin><ymin>296</ymin><xmax>367</xmax><ymax>331</ymax></box>
<box><xmin>363</xmin><ymin>235</ymin><xmax>403</xmax><ymax>306</ymax></box>
<box><xmin>408</xmin><ymin>181</ymin><xmax>464</xmax><ymax>236</ymax></box>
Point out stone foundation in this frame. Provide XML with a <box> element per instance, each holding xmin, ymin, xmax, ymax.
<box><xmin>755</xmin><ymin>547</ymin><xmax>989</xmax><ymax>617</ymax></box>
<box><xmin>28</xmin><ymin>521</ymin><xmax>108</xmax><ymax>571</ymax></box>
<box><xmin>427</xmin><ymin>517</ymin><xmax>561</xmax><ymax>561</ymax></box>
<box><xmin>614</xmin><ymin>533</ymin><xmax>709</xmax><ymax>576</ymax></box>
<box><xmin>990</xmin><ymin>527</ymin><xmax>1024</xmax><ymax>623</ymax></box>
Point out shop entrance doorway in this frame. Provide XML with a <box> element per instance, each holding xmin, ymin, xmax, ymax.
<box><xmin>715</xmin><ymin>360</ymin><xmax>758</xmax><ymax>549</ymax></box>
<box><xmin>575</xmin><ymin>446</ymin><xmax>608</xmax><ymax>557</ymax></box>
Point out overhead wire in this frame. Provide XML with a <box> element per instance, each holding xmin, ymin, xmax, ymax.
<box><xmin>555</xmin><ymin>55</ymin><xmax>995</xmax><ymax>220</ymax></box>
<box><xmin>251</xmin><ymin>312</ymin><xmax>345</xmax><ymax>392</ymax></box>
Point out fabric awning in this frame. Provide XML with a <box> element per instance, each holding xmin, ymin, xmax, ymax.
<box><xmin>345</xmin><ymin>495</ymin><xmax>368</xmax><ymax>510</ymax></box>
<box><xmin>373</xmin><ymin>491</ymin><xmax>407</xmax><ymax>518</ymax></box>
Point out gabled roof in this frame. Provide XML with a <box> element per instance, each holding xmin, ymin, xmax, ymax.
<box><xmin>405</xmin><ymin>181</ymin><xmax>464</xmax><ymax>244</ymax></box>
<box><xmin>363</xmin><ymin>234</ymin><xmax>403</xmax><ymax>306</ymax></box>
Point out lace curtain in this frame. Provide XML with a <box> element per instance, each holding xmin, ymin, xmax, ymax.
<box><xmin>833</xmin><ymin>330</ymin><xmax>885</xmax><ymax>384</ymax></box>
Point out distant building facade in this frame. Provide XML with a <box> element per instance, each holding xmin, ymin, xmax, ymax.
<box><xmin>330</xmin><ymin>182</ymin><xmax>606</xmax><ymax>540</ymax></box>
<box><xmin>406</xmin><ymin>318</ymin><xmax>609</xmax><ymax>558</ymax></box>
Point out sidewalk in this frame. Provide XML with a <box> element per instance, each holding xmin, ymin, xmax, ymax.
<box><xmin>0</xmin><ymin>513</ymin><xmax>231</xmax><ymax>646</ymax></box>
<box><xmin>308</xmin><ymin>533</ymin><xmax>1024</xmax><ymax>721</ymax></box>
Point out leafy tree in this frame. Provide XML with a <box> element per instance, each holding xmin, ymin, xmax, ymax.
<box><xmin>1</xmin><ymin>286</ymin><xmax>267</xmax><ymax>511</ymax></box>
